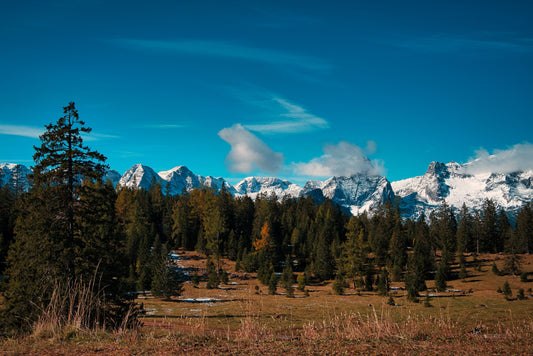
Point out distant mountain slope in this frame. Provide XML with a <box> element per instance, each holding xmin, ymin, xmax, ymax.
<box><xmin>302</xmin><ymin>174</ymin><xmax>395</xmax><ymax>215</ymax></box>
<box><xmin>392</xmin><ymin>161</ymin><xmax>533</xmax><ymax>219</ymax></box>
<box><xmin>0</xmin><ymin>163</ymin><xmax>31</xmax><ymax>192</ymax></box>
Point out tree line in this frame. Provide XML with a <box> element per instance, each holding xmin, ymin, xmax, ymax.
<box><xmin>1</xmin><ymin>103</ymin><xmax>532</xmax><ymax>333</ymax></box>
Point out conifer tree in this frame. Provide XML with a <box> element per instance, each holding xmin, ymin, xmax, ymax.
<box><xmin>281</xmin><ymin>257</ymin><xmax>295</xmax><ymax>297</ymax></box>
<box><xmin>151</xmin><ymin>244</ymin><xmax>184</xmax><ymax>299</ymax></box>
<box><xmin>481</xmin><ymin>199</ymin><xmax>498</xmax><ymax>252</ymax></box>
<box><xmin>377</xmin><ymin>268</ymin><xmax>390</xmax><ymax>296</ymax></box>
<box><xmin>515</xmin><ymin>203</ymin><xmax>533</xmax><ymax>254</ymax></box>
<box><xmin>340</xmin><ymin>217</ymin><xmax>368</xmax><ymax>289</ymax></box>
<box><xmin>1</xmin><ymin>103</ymin><xmax>134</xmax><ymax>332</ymax></box>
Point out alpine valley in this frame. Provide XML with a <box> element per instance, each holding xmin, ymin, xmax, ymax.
<box><xmin>1</xmin><ymin>161</ymin><xmax>532</xmax><ymax>221</ymax></box>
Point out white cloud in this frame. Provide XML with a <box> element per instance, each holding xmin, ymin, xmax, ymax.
<box><xmin>293</xmin><ymin>141</ymin><xmax>385</xmax><ymax>177</ymax></box>
<box><xmin>462</xmin><ymin>142</ymin><xmax>533</xmax><ymax>174</ymax></box>
<box><xmin>218</xmin><ymin>124</ymin><xmax>283</xmax><ymax>174</ymax></box>
<box><xmin>110</xmin><ymin>38</ymin><xmax>332</xmax><ymax>71</ymax></box>
<box><xmin>0</xmin><ymin>124</ymin><xmax>42</xmax><ymax>138</ymax></box>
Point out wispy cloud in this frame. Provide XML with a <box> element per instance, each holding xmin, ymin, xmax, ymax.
<box><xmin>143</xmin><ymin>124</ymin><xmax>186</xmax><ymax>129</ymax></box>
<box><xmin>0</xmin><ymin>124</ymin><xmax>118</xmax><ymax>142</ymax></box>
<box><xmin>293</xmin><ymin>141</ymin><xmax>385</xmax><ymax>177</ymax></box>
<box><xmin>82</xmin><ymin>132</ymin><xmax>119</xmax><ymax>141</ymax></box>
<box><xmin>245</xmin><ymin>97</ymin><xmax>329</xmax><ymax>134</ymax></box>
<box><xmin>462</xmin><ymin>142</ymin><xmax>533</xmax><ymax>175</ymax></box>
<box><xmin>222</xmin><ymin>85</ymin><xmax>329</xmax><ymax>134</ymax></box>
<box><xmin>218</xmin><ymin>124</ymin><xmax>283</xmax><ymax>174</ymax></box>
<box><xmin>0</xmin><ymin>124</ymin><xmax>42</xmax><ymax>138</ymax></box>
<box><xmin>392</xmin><ymin>32</ymin><xmax>533</xmax><ymax>53</ymax></box>
<box><xmin>109</xmin><ymin>38</ymin><xmax>332</xmax><ymax>71</ymax></box>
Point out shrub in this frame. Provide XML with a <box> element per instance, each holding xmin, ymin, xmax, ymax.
<box><xmin>502</xmin><ymin>281</ymin><xmax>512</xmax><ymax>300</ymax></box>
<box><xmin>387</xmin><ymin>296</ymin><xmax>396</xmax><ymax>306</ymax></box>
<box><xmin>268</xmin><ymin>272</ymin><xmax>278</xmax><ymax>295</ymax></box>
<box><xmin>491</xmin><ymin>262</ymin><xmax>501</xmax><ymax>276</ymax></box>
<box><xmin>520</xmin><ymin>272</ymin><xmax>528</xmax><ymax>283</ymax></box>
<box><xmin>297</xmin><ymin>273</ymin><xmax>306</xmax><ymax>291</ymax></box>
<box><xmin>517</xmin><ymin>288</ymin><xmax>526</xmax><ymax>300</ymax></box>
<box><xmin>332</xmin><ymin>274</ymin><xmax>345</xmax><ymax>295</ymax></box>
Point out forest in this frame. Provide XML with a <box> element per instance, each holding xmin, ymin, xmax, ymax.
<box><xmin>1</xmin><ymin>103</ymin><xmax>532</xmax><ymax>335</ymax></box>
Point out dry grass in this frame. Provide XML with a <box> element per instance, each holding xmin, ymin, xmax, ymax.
<box><xmin>2</xmin><ymin>251</ymin><xmax>533</xmax><ymax>355</ymax></box>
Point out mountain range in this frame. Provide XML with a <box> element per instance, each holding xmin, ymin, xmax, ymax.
<box><xmin>1</xmin><ymin>161</ymin><xmax>532</xmax><ymax>221</ymax></box>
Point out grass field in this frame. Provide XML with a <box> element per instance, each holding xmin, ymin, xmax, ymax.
<box><xmin>2</xmin><ymin>251</ymin><xmax>533</xmax><ymax>355</ymax></box>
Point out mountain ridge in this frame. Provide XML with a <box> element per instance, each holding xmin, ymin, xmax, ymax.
<box><xmin>2</xmin><ymin>161</ymin><xmax>532</xmax><ymax>220</ymax></box>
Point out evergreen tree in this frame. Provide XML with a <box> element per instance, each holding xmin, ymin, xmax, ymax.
<box><xmin>151</xmin><ymin>244</ymin><xmax>184</xmax><ymax>300</ymax></box>
<box><xmin>1</xmin><ymin>103</ymin><xmax>134</xmax><ymax>332</ymax></box>
<box><xmin>435</xmin><ymin>247</ymin><xmax>451</xmax><ymax>292</ymax></box>
<box><xmin>281</xmin><ymin>257</ymin><xmax>295</xmax><ymax>297</ymax></box>
<box><xmin>0</xmin><ymin>180</ymin><xmax>16</xmax><ymax>275</ymax></box>
<box><xmin>268</xmin><ymin>271</ymin><xmax>278</xmax><ymax>295</ymax></box>
<box><xmin>332</xmin><ymin>273</ymin><xmax>346</xmax><ymax>295</ymax></box>
<box><xmin>503</xmin><ymin>231</ymin><xmax>522</xmax><ymax>276</ymax></box>
<box><xmin>377</xmin><ymin>268</ymin><xmax>390</xmax><ymax>296</ymax></box>
<box><xmin>480</xmin><ymin>199</ymin><xmax>498</xmax><ymax>252</ymax></box>
<box><xmin>515</xmin><ymin>203</ymin><xmax>533</xmax><ymax>254</ymax></box>
<box><xmin>405</xmin><ymin>216</ymin><xmax>433</xmax><ymax>301</ymax></box>
<box><xmin>340</xmin><ymin>217</ymin><xmax>368</xmax><ymax>289</ymax></box>
<box><xmin>456</xmin><ymin>203</ymin><xmax>473</xmax><ymax>254</ymax></box>
<box><xmin>388</xmin><ymin>220</ymin><xmax>407</xmax><ymax>277</ymax></box>
<box><xmin>206</xmin><ymin>258</ymin><xmax>219</xmax><ymax>289</ymax></box>
<box><xmin>502</xmin><ymin>281</ymin><xmax>512</xmax><ymax>300</ymax></box>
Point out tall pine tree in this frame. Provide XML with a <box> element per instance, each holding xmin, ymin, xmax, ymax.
<box><xmin>1</xmin><ymin>103</ymin><xmax>135</xmax><ymax>332</ymax></box>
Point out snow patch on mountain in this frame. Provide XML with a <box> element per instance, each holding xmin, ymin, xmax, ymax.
<box><xmin>233</xmin><ymin>177</ymin><xmax>302</xmax><ymax>199</ymax></box>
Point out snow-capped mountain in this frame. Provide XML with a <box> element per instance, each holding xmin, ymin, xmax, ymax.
<box><xmin>233</xmin><ymin>177</ymin><xmax>302</xmax><ymax>199</ymax></box>
<box><xmin>118</xmin><ymin>164</ymin><xmax>161</xmax><ymax>190</ymax></box>
<box><xmin>3</xmin><ymin>160</ymin><xmax>532</xmax><ymax>220</ymax></box>
<box><xmin>118</xmin><ymin>164</ymin><xmax>233</xmax><ymax>195</ymax></box>
<box><xmin>302</xmin><ymin>174</ymin><xmax>395</xmax><ymax>215</ymax></box>
<box><xmin>0</xmin><ymin>163</ymin><xmax>31</xmax><ymax>192</ymax></box>
<box><xmin>392</xmin><ymin>161</ymin><xmax>533</xmax><ymax>219</ymax></box>
<box><xmin>0</xmin><ymin>163</ymin><xmax>121</xmax><ymax>191</ymax></box>
<box><xmin>158</xmin><ymin>165</ymin><xmax>202</xmax><ymax>194</ymax></box>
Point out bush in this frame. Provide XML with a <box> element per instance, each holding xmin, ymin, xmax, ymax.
<box><xmin>491</xmin><ymin>262</ymin><xmax>501</xmax><ymax>276</ymax></box>
<box><xmin>268</xmin><ymin>272</ymin><xmax>278</xmax><ymax>295</ymax></box>
<box><xmin>219</xmin><ymin>268</ymin><xmax>229</xmax><ymax>285</ymax></box>
<box><xmin>191</xmin><ymin>272</ymin><xmax>200</xmax><ymax>287</ymax></box>
<box><xmin>297</xmin><ymin>273</ymin><xmax>306</xmax><ymax>291</ymax></box>
<box><xmin>332</xmin><ymin>274</ymin><xmax>345</xmax><ymax>295</ymax></box>
<box><xmin>502</xmin><ymin>281</ymin><xmax>512</xmax><ymax>300</ymax></box>
<box><xmin>391</xmin><ymin>265</ymin><xmax>403</xmax><ymax>282</ymax></box>
<box><xmin>520</xmin><ymin>272</ymin><xmax>528</xmax><ymax>283</ymax></box>
<box><xmin>423</xmin><ymin>293</ymin><xmax>432</xmax><ymax>308</ymax></box>
<box><xmin>517</xmin><ymin>288</ymin><xmax>526</xmax><ymax>300</ymax></box>
<box><xmin>387</xmin><ymin>296</ymin><xmax>396</xmax><ymax>306</ymax></box>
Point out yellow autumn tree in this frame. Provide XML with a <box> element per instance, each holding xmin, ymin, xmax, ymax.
<box><xmin>253</xmin><ymin>221</ymin><xmax>270</xmax><ymax>253</ymax></box>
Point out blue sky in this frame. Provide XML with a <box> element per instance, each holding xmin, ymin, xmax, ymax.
<box><xmin>1</xmin><ymin>0</ymin><xmax>532</xmax><ymax>185</ymax></box>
